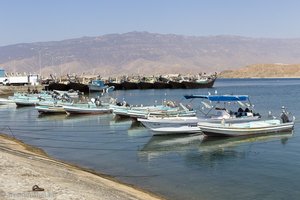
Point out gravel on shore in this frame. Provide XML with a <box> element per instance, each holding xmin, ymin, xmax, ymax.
<box><xmin>0</xmin><ymin>134</ymin><xmax>164</xmax><ymax>200</ymax></box>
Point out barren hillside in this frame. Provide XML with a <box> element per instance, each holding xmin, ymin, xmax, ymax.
<box><xmin>1</xmin><ymin>32</ymin><xmax>300</xmax><ymax>77</ymax></box>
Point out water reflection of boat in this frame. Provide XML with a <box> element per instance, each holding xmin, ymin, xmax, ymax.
<box><xmin>138</xmin><ymin>134</ymin><xmax>204</xmax><ymax>160</ymax></box>
<box><xmin>37</xmin><ymin>113</ymin><xmax>68</xmax><ymax>121</ymax></box>
<box><xmin>199</xmin><ymin>131</ymin><xmax>293</xmax><ymax>151</ymax></box>
<box><xmin>127</xmin><ymin>121</ymin><xmax>150</xmax><ymax>137</ymax></box>
<box><xmin>178</xmin><ymin>131</ymin><xmax>294</xmax><ymax>167</ymax></box>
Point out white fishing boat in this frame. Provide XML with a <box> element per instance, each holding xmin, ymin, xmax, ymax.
<box><xmin>198</xmin><ymin>107</ymin><xmax>295</xmax><ymax>137</ymax></box>
<box><xmin>138</xmin><ymin>116</ymin><xmax>201</xmax><ymax>135</ymax></box>
<box><xmin>13</xmin><ymin>96</ymin><xmax>44</xmax><ymax>106</ymax></box>
<box><xmin>0</xmin><ymin>98</ymin><xmax>15</xmax><ymax>105</ymax></box>
<box><xmin>112</xmin><ymin>101</ymin><xmax>196</xmax><ymax>119</ymax></box>
<box><xmin>63</xmin><ymin>98</ymin><xmax>112</xmax><ymax>115</ymax></box>
<box><xmin>63</xmin><ymin>104</ymin><xmax>112</xmax><ymax>115</ymax></box>
<box><xmin>138</xmin><ymin>94</ymin><xmax>261</xmax><ymax>135</ymax></box>
<box><xmin>35</xmin><ymin>105</ymin><xmax>66</xmax><ymax>114</ymax></box>
<box><xmin>10</xmin><ymin>91</ymin><xmax>55</xmax><ymax>107</ymax></box>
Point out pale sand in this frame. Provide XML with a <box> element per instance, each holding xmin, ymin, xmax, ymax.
<box><xmin>0</xmin><ymin>134</ymin><xmax>165</xmax><ymax>200</ymax></box>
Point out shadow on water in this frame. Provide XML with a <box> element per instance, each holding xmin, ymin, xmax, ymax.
<box><xmin>138</xmin><ymin>134</ymin><xmax>204</xmax><ymax>160</ymax></box>
<box><xmin>199</xmin><ymin>131</ymin><xmax>293</xmax><ymax>151</ymax></box>
<box><xmin>181</xmin><ymin>131</ymin><xmax>295</xmax><ymax>167</ymax></box>
<box><xmin>138</xmin><ymin>131</ymin><xmax>294</xmax><ymax>161</ymax></box>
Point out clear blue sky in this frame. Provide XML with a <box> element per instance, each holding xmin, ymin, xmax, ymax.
<box><xmin>1</xmin><ymin>0</ymin><xmax>300</xmax><ymax>46</ymax></box>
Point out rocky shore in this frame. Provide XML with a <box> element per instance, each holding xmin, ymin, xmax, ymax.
<box><xmin>0</xmin><ymin>134</ymin><xmax>164</xmax><ymax>200</ymax></box>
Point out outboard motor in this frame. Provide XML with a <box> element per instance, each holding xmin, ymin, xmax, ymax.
<box><xmin>280</xmin><ymin>106</ymin><xmax>290</xmax><ymax>123</ymax></box>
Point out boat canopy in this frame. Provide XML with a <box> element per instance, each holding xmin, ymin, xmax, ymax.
<box><xmin>184</xmin><ymin>95</ymin><xmax>249</xmax><ymax>102</ymax></box>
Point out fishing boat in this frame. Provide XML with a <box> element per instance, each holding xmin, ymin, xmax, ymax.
<box><xmin>106</xmin><ymin>77</ymin><xmax>122</xmax><ymax>90</ymax></box>
<box><xmin>138</xmin><ymin>116</ymin><xmax>201</xmax><ymax>135</ymax></box>
<box><xmin>198</xmin><ymin>107</ymin><xmax>295</xmax><ymax>137</ymax></box>
<box><xmin>88</xmin><ymin>80</ymin><xmax>109</xmax><ymax>92</ymax></box>
<box><xmin>121</xmin><ymin>81</ymin><xmax>138</xmax><ymax>90</ymax></box>
<box><xmin>35</xmin><ymin>105</ymin><xmax>66</xmax><ymax>114</ymax></box>
<box><xmin>47</xmin><ymin>82</ymin><xmax>69</xmax><ymax>91</ymax></box>
<box><xmin>112</xmin><ymin>101</ymin><xmax>196</xmax><ymax>119</ymax></box>
<box><xmin>107</xmin><ymin>82</ymin><xmax>122</xmax><ymax>90</ymax></box>
<box><xmin>0</xmin><ymin>98</ymin><xmax>15</xmax><ymax>105</ymax></box>
<box><xmin>198</xmin><ymin>119</ymin><xmax>294</xmax><ymax>137</ymax></box>
<box><xmin>138</xmin><ymin>94</ymin><xmax>261</xmax><ymax>135</ymax></box>
<box><xmin>168</xmin><ymin>75</ymin><xmax>186</xmax><ymax>89</ymax></box>
<box><xmin>137</xmin><ymin>77</ymin><xmax>155</xmax><ymax>89</ymax></box>
<box><xmin>67</xmin><ymin>82</ymin><xmax>89</xmax><ymax>94</ymax></box>
<box><xmin>182</xmin><ymin>74</ymin><xmax>217</xmax><ymax>89</ymax></box>
<box><xmin>11</xmin><ymin>92</ymin><xmax>54</xmax><ymax>107</ymax></box>
<box><xmin>63</xmin><ymin>104</ymin><xmax>112</xmax><ymax>115</ymax></box>
<box><xmin>184</xmin><ymin>94</ymin><xmax>261</xmax><ymax>120</ymax></box>
<box><xmin>168</xmin><ymin>80</ymin><xmax>185</xmax><ymax>89</ymax></box>
<box><xmin>63</xmin><ymin>98</ymin><xmax>112</xmax><ymax>115</ymax></box>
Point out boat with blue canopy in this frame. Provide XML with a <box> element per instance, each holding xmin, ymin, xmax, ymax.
<box><xmin>198</xmin><ymin>106</ymin><xmax>295</xmax><ymax>137</ymax></box>
<box><xmin>138</xmin><ymin>94</ymin><xmax>261</xmax><ymax>135</ymax></box>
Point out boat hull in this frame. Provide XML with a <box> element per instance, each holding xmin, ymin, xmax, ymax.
<box><xmin>168</xmin><ymin>81</ymin><xmax>186</xmax><ymax>89</ymax></box>
<box><xmin>35</xmin><ymin>105</ymin><xmax>66</xmax><ymax>114</ymax></box>
<box><xmin>151</xmin><ymin>126</ymin><xmax>202</xmax><ymax>135</ymax></box>
<box><xmin>67</xmin><ymin>82</ymin><xmax>89</xmax><ymax>94</ymax></box>
<box><xmin>153</xmin><ymin>82</ymin><xmax>172</xmax><ymax>89</ymax></box>
<box><xmin>14</xmin><ymin>99</ymin><xmax>40</xmax><ymax>107</ymax></box>
<box><xmin>137</xmin><ymin>82</ymin><xmax>154</xmax><ymax>89</ymax></box>
<box><xmin>107</xmin><ymin>82</ymin><xmax>122</xmax><ymax>90</ymax></box>
<box><xmin>182</xmin><ymin>78</ymin><xmax>216</xmax><ymax>89</ymax></box>
<box><xmin>121</xmin><ymin>81</ymin><xmax>138</xmax><ymax>90</ymax></box>
<box><xmin>63</xmin><ymin>105</ymin><xmax>112</xmax><ymax>115</ymax></box>
<box><xmin>198</xmin><ymin>120</ymin><xmax>294</xmax><ymax>137</ymax></box>
<box><xmin>46</xmin><ymin>82</ymin><xmax>70</xmax><ymax>91</ymax></box>
<box><xmin>138</xmin><ymin>116</ymin><xmax>260</xmax><ymax>133</ymax></box>
<box><xmin>88</xmin><ymin>85</ymin><xmax>108</xmax><ymax>92</ymax></box>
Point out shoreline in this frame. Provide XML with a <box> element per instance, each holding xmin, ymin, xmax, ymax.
<box><xmin>0</xmin><ymin>133</ymin><xmax>165</xmax><ymax>200</ymax></box>
<box><xmin>0</xmin><ymin>85</ymin><xmax>44</xmax><ymax>95</ymax></box>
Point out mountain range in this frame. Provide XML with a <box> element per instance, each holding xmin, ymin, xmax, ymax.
<box><xmin>1</xmin><ymin>32</ymin><xmax>300</xmax><ymax>77</ymax></box>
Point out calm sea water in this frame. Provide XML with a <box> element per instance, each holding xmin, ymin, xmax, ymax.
<box><xmin>1</xmin><ymin>78</ymin><xmax>300</xmax><ymax>200</ymax></box>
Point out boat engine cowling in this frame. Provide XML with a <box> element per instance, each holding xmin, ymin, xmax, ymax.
<box><xmin>280</xmin><ymin>106</ymin><xmax>290</xmax><ymax>123</ymax></box>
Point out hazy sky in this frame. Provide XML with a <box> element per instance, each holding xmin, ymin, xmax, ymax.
<box><xmin>1</xmin><ymin>0</ymin><xmax>300</xmax><ymax>46</ymax></box>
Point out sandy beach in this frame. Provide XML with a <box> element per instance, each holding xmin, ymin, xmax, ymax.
<box><xmin>0</xmin><ymin>134</ymin><xmax>164</xmax><ymax>200</ymax></box>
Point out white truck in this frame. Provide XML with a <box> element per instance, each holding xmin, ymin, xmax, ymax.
<box><xmin>1</xmin><ymin>75</ymin><xmax>39</xmax><ymax>86</ymax></box>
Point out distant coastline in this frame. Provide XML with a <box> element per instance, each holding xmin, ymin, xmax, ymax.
<box><xmin>219</xmin><ymin>63</ymin><xmax>300</xmax><ymax>78</ymax></box>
